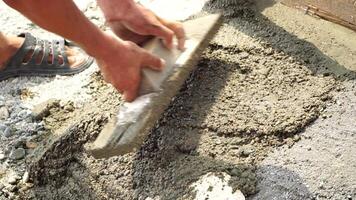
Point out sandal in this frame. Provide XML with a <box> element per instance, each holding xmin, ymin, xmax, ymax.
<box><xmin>0</xmin><ymin>33</ymin><xmax>94</xmax><ymax>81</ymax></box>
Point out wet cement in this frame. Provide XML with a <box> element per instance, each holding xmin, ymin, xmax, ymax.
<box><xmin>251</xmin><ymin>81</ymin><xmax>356</xmax><ymax>199</ymax></box>
<box><xmin>15</xmin><ymin>0</ymin><xmax>356</xmax><ymax>199</ymax></box>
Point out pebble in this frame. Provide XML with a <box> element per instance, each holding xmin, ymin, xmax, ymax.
<box><xmin>230</xmin><ymin>168</ymin><xmax>240</xmax><ymax>176</ymax></box>
<box><xmin>7</xmin><ymin>176</ymin><xmax>17</xmax><ymax>185</ymax></box>
<box><xmin>22</xmin><ymin>172</ymin><xmax>29</xmax><ymax>183</ymax></box>
<box><xmin>0</xmin><ymin>106</ymin><xmax>10</xmax><ymax>120</ymax></box>
<box><xmin>9</xmin><ymin>148</ymin><xmax>26</xmax><ymax>160</ymax></box>
<box><xmin>5</xmin><ymin>184</ymin><xmax>16</xmax><ymax>192</ymax></box>
<box><xmin>238</xmin><ymin>145</ymin><xmax>255</xmax><ymax>157</ymax></box>
<box><xmin>17</xmin><ymin>110</ymin><xmax>32</xmax><ymax>119</ymax></box>
<box><xmin>25</xmin><ymin>141</ymin><xmax>37</xmax><ymax>149</ymax></box>
<box><xmin>239</xmin><ymin>52</ymin><xmax>249</xmax><ymax>59</ymax></box>
<box><xmin>8</xmin><ymin>193</ymin><xmax>16</xmax><ymax>200</ymax></box>
<box><xmin>3</xmin><ymin>127</ymin><xmax>12</xmax><ymax>138</ymax></box>
<box><xmin>0</xmin><ymin>153</ymin><xmax>6</xmax><ymax>160</ymax></box>
<box><xmin>293</xmin><ymin>135</ymin><xmax>301</xmax><ymax>142</ymax></box>
<box><xmin>64</xmin><ymin>103</ymin><xmax>75</xmax><ymax>112</ymax></box>
<box><xmin>12</xmin><ymin>139</ymin><xmax>26</xmax><ymax>148</ymax></box>
<box><xmin>0</xmin><ymin>123</ymin><xmax>7</xmax><ymax>132</ymax></box>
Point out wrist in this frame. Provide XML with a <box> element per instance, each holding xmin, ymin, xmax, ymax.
<box><xmin>84</xmin><ymin>32</ymin><xmax>126</xmax><ymax>61</ymax></box>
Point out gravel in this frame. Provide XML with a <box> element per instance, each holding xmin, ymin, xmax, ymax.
<box><xmin>0</xmin><ymin>107</ymin><xmax>9</xmax><ymax>120</ymax></box>
<box><xmin>0</xmin><ymin>153</ymin><xmax>5</xmax><ymax>160</ymax></box>
<box><xmin>2</xmin><ymin>127</ymin><xmax>12</xmax><ymax>138</ymax></box>
<box><xmin>9</xmin><ymin>148</ymin><xmax>26</xmax><ymax>160</ymax></box>
<box><xmin>22</xmin><ymin>171</ymin><xmax>29</xmax><ymax>184</ymax></box>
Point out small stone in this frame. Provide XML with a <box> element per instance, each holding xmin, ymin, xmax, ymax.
<box><xmin>238</xmin><ymin>145</ymin><xmax>255</xmax><ymax>157</ymax></box>
<box><xmin>285</xmin><ymin>138</ymin><xmax>294</xmax><ymax>148</ymax></box>
<box><xmin>8</xmin><ymin>193</ymin><xmax>16</xmax><ymax>200</ymax></box>
<box><xmin>7</xmin><ymin>177</ymin><xmax>17</xmax><ymax>185</ymax></box>
<box><xmin>123</xmin><ymin>170</ymin><xmax>130</xmax><ymax>176</ymax></box>
<box><xmin>0</xmin><ymin>153</ymin><xmax>6</xmax><ymax>160</ymax></box>
<box><xmin>293</xmin><ymin>135</ymin><xmax>301</xmax><ymax>142</ymax></box>
<box><xmin>6</xmin><ymin>184</ymin><xmax>16</xmax><ymax>192</ymax></box>
<box><xmin>25</xmin><ymin>141</ymin><xmax>37</xmax><ymax>149</ymax></box>
<box><xmin>22</xmin><ymin>172</ymin><xmax>29</xmax><ymax>183</ymax></box>
<box><xmin>3</xmin><ymin>127</ymin><xmax>12</xmax><ymax>138</ymax></box>
<box><xmin>64</xmin><ymin>103</ymin><xmax>75</xmax><ymax>112</ymax></box>
<box><xmin>0</xmin><ymin>123</ymin><xmax>7</xmax><ymax>132</ymax></box>
<box><xmin>19</xmin><ymin>185</ymin><xmax>30</xmax><ymax>193</ymax></box>
<box><xmin>239</xmin><ymin>52</ymin><xmax>249</xmax><ymax>59</ymax></box>
<box><xmin>0</xmin><ymin>107</ymin><xmax>10</xmax><ymax>120</ymax></box>
<box><xmin>9</xmin><ymin>148</ymin><xmax>26</xmax><ymax>160</ymax></box>
<box><xmin>230</xmin><ymin>168</ymin><xmax>241</xmax><ymax>176</ymax></box>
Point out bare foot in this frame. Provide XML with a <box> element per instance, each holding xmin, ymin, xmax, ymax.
<box><xmin>0</xmin><ymin>35</ymin><xmax>86</xmax><ymax>70</ymax></box>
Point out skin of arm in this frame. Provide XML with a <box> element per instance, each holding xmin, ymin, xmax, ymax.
<box><xmin>3</xmin><ymin>0</ymin><xmax>164</xmax><ymax>101</ymax></box>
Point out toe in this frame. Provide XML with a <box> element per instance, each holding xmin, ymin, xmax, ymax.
<box><xmin>65</xmin><ymin>46</ymin><xmax>86</xmax><ymax>68</ymax></box>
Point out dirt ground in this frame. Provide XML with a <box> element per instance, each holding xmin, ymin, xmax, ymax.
<box><xmin>0</xmin><ymin>0</ymin><xmax>355</xmax><ymax>199</ymax></box>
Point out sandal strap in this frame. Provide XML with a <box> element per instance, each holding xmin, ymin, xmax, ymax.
<box><xmin>59</xmin><ymin>39</ymin><xmax>69</xmax><ymax>65</ymax></box>
<box><xmin>8</xmin><ymin>33</ymin><xmax>37</xmax><ymax>67</ymax></box>
<box><xmin>28</xmin><ymin>39</ymin><xmax>43</xmax><ymax>66</ymax></box>
<box><xmin>41</xmin><ymin>40</ymin><xmax>51</xmax><ymax>67</ymax></box>
<box><xmin>7</xmin><ymin>33</ymin><xmax>70</xmax><ymax>69</ymax></box>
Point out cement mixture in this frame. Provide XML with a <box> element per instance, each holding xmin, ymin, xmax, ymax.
<box><xmin>0</xmin><ymin>0</ymin><xmax>355</xmax><ymax>199</ymax></box>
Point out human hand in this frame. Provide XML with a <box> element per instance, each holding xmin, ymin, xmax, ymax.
<box><xmin>95</xmin><ymin>33</ymin><xmax>165</xmax><ymax>102</ymax></box>
<box><xmin>97</xmin><ymin>0</ymin><xmax>185</xmax><ymax>49</ymax></box>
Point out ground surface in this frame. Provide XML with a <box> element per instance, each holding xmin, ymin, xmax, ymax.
<box><xmin>0</xmin><ymin>0</ymin><xmax>355</xmax><ymax>199</ymax></box>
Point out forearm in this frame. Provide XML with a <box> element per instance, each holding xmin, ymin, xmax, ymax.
<box><xmin>4</xmin><ymin>0</ymin><xmax>111</xmax><ymax>58</ymax></box>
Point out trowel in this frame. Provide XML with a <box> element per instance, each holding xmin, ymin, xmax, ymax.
<box><xmin>86</xmin><ymin>14</ymin><xmax>223</xmax><ymax>158</ymax></box>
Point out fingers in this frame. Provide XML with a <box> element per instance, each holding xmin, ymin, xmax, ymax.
<box><xmin>122</xmin><ymin>51</ymin><xmax>164</xmax><ymax>102</ymax></box>
<box><xmin>158</xmin><ymin>18</ymin><xmax>186</xmax><ymax>50</ymax></box>
<box><xmin>169</xmin><ymin>23</ymin><xmax>185</xmax><ymax>50</ymax></box>
<box><xmin>141</xmin><ymin>50</ymin><xmax>165</xmax><ymax>71</ymax></box>
<box><xmin>146</xmin><ymin>24</ymin><xmax>174</xmax><ymax>49</ymax></box>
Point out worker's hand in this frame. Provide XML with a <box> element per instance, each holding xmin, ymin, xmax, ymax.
<box><xmin>97</xmin><ymin>0</ymin><xmax>185</xmax><ymax>49</ymax></box>
<box><xmin>95</xmin><ymin>34</ymin><xmax>165</xmax><ymax>102</ymax></box>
